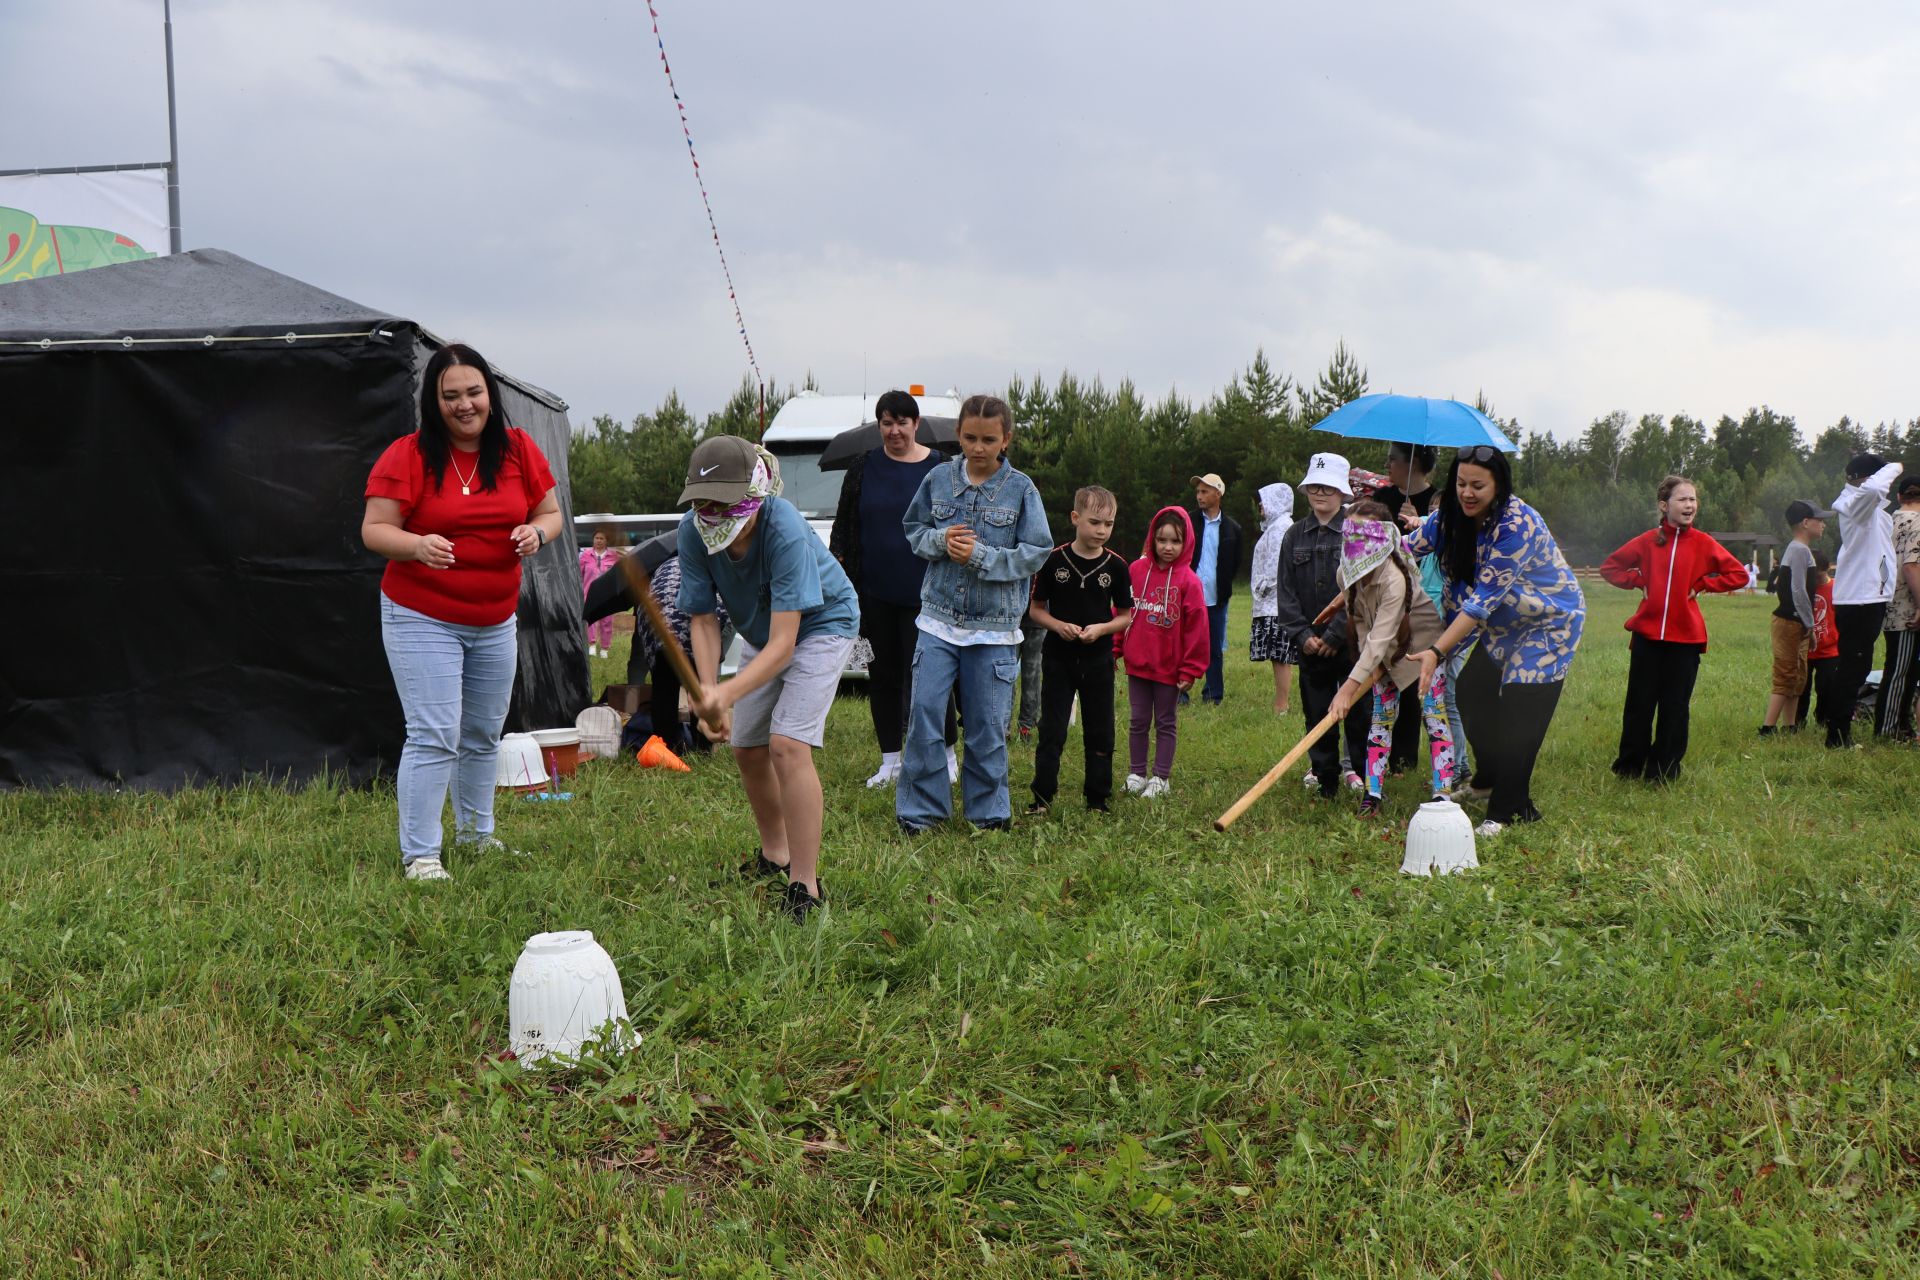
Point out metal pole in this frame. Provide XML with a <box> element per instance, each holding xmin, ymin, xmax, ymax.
<box><xmin>163</xmin><ymin>0</ymin><xmax>182</xmax><ymax>253</ymax></box>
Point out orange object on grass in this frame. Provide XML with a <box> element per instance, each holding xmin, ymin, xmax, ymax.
<box><xmin>636</xmin><ymin>734</ymin><xmax>691</xmax><ymax>772</ymax></box>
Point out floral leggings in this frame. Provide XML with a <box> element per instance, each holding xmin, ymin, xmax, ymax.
<box><xmin>1366</xmin><ymin>672</ymin><xmax>1455</xmax><ymax>800</ymax></box>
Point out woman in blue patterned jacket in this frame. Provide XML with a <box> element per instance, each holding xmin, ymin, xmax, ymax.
<box><xmin>1404</xmin><ymin>445</ymin><xmax>1585</xmax><ymax>836</ymax></box>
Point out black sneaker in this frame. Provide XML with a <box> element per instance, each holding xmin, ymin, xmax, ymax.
<box><xmin>1357</xmin><ymin>795</ymin><xmax>1384</xmax><ymax>818</ymax></box>
<box><xmin>739</xmin><ymin>848</ymin><xmax>788</xmax><ymax>879</ymax></box>
<box><xmin>972</xmin><ymin>818</ymin><xmax>1011</xmax><ymax>832</ymax></box>
<box><xmin>1023</xmin><ymin>800</ymin><xmax>1050</xmax><ymax>817</ymax></box>
<box><xmin>782</xmin><ymin>879</ymin><xmax>824</xmax><ymax>924</ymax></box>
<box><xmin>1756</xmin><ymin>725</ymin><xmax>1776</xmax><ymax>737</ymax></box>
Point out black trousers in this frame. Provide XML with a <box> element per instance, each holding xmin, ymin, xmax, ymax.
<box><xmin>1796</xmin><ymin>656</ymin><xmax>1838</xmax><ymax>730</ymax></box>
<box><xmin>1612</xmin><ymin>636</ymin><xmax>1703</xmax><ymax>783</ymax></box>
<box><xmin>1388</xmin><ymin>684</ymin><xmax>1421</xmax><ymax>770</ymax></box>
<box><xmin>1456</xmin><ymin>645</ymin><xmax>1565</xmax><ymax>824</ymax></box>
<box><xmin>863</xmin><ymin>597</ymin><xmax>955</xmax><ymax>754</ymax></box>
<box><xmin>1029</xmin><ymin>643</ymin><xmax>1116</xmax><ymax>805</ymax></box>
<box><xmin>1295</xmin><ymin>653</ymin><xmax>1372</xmax><ymax>795</ymax></box>
<box><xmin>1830</xmin><ymin>602</ymin><xmax>1886</xmax><ymax>740</ymax></box>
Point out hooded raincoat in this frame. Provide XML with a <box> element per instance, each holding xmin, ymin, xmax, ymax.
<box><xmin>1249</xmin><ymin>482</ymin><xmax>1295</xmax><ymax>622</ymax></box>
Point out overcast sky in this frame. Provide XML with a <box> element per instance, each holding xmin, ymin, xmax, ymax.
<box><xmin>6</xmin><ymin>0</ymin><xmax>1919</xmax><ymax>439</ymax></box>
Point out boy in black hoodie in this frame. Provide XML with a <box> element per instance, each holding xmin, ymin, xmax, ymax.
<box><xmin>1271</xmin><ymin>452</ymin><xmax>1372</xmax><ymax>796</ymax></box>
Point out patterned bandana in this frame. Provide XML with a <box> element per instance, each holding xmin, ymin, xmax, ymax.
<box><xmin>694</xmin><ymin>449</ymin><xmax>783</xmax><ymax>554</ymax></box>
<box><xmin>1338</xmin><ymin>518</ymin><xmax>1400</xmax><ymax>589</ymax></box>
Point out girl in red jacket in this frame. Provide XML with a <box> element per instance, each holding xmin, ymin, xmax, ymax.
<box><xmin>1121</xmin><ymin>506</ymin><xmax>1210</xmax><ymax>798</ymax></box>
<box><xmin>1598</xmin><ymin>475</ymin><xmax>1748</xmax><ymax>782</ymax></box>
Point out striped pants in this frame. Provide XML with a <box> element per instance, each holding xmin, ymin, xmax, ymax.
<box><xmin>1875</xmin><ymin>629</ymin><xmax>1919</xmax><ymax>740</ymax></box>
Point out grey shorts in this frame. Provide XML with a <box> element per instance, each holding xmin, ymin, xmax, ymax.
<box><xmin>730</xmin><ymin>632</ymin><xmax>856</xmax><ymax>749</ymax></box>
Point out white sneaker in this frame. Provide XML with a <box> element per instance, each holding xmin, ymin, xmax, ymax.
<box><xmin>1302</xmin><ymin>771</ymin><xmax>1319</xmax><ymax>791</ymax></box>
<box><xmin>946</xmin><ymin>747</ymin><xmax>961</xmax><ymax>784</ymax></box>
<box><xmin>1140</xmin><ymin>776</ymin><xmax>1170</xmax><ymax>799</ymax></box>
<box><xmin>1343</xmin><ymin>770</ymin><xmax>1365</xmax><ymax>792</ymax></box>
<box><xmin>865</xmin><ymin>754</ymin><xmax>901</xmax><ymax>789</ymax></box>
<box><xmin>405</xmin><ymin>856</ymin><xmax>452</xmax><ymax>882</ymax></box>
<box><xmin>1473</xmin><ymin>820</ymin><xmax>1505</xmax><ymax>838</ymax></box>
<box><xmin>1124</xmin><ymin>773</ymin><xmax>1148</xmax><ymax>794</ymax></box>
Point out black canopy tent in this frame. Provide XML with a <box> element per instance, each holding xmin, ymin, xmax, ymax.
<box><xmin>0</xmin><ymin>249</ymin><xmax>589</xmax><ymax>789</ymax></box>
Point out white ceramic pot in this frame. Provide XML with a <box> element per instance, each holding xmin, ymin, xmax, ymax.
<box><xmin>508</xmin><ymin>930</ymin><xmax>633</xmax><ymax>1064</ymax></box>
<box><xmin>1401</xmin><ymin>800</ymin><xmax>1478</xmax><ymax>876</ymax></box>
<box><xmin>496</xmin><ymin>733</ymin><xmax>547</xmax><ymax>788</ymax></box>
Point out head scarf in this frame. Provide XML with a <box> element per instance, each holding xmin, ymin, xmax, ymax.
<box><xmin>694</xmin><ymin>446</ymin><xmax>783</xmax><ymax>554</ymax></box>
<box><xmin>1338</xmin><ymin>517</ymin><xmax>1400</xmax><ymax>589</ymax></box>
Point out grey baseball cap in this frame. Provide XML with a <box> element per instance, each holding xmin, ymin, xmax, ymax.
<box><xmin>1784</xmin><ymin>499</ymin><xmax>1836</xmax><ymax>526</ymax></box>
<box><xmin>678</xmin><ymin>435</ymin><xmax>760</xmax><ymax>505</ymax></box>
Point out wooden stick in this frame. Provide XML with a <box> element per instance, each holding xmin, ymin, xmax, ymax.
<box><xmin>1212</xmin><ymin>663</ymin><xmax>1378</xmax><ymax>832</ymax></box>
<box><xmin>609</xmin><ymin>545</ymin><xmax>707</xmax><ymax>704</ymax></box>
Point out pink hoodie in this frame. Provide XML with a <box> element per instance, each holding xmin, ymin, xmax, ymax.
<box><xmin>1122</xmin><ymin>505</ymin><xmax>1211</xmax><ymax>687</ymax></box>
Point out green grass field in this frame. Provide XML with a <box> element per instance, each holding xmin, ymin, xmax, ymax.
<box><xmin>3</xmin><ymin>590</ymin><xmax>1915</xmax><ymax>1278</ymax></box>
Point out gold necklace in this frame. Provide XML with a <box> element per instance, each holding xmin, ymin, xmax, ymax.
<box><xmin>449</xmin><ymin>449</ymin><xmax>478</xmax><ymax>495</ymax></box>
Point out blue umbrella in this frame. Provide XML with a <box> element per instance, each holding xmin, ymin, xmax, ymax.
<box><xmin>1311</xmin><ymin>394</ymin><xmax>1518</xmax><ymax>452</ymax></box>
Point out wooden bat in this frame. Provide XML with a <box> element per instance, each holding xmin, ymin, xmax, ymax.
<box><xmin>1212</xmin><ymin>663</ymin><xmax>1379</xmax><ymax>833</ymax></box>
<box><xmin>608</xmin><ymin>544</ymin><xmax>707</xmax><ymax>704</ymax></box>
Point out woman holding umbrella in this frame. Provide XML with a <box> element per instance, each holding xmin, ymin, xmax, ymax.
<box><xmin>828</xmin><ymin>389</ymin><xmax>957</xmax><ymax>788</ymax></box>
<box><xmin>1404</xmin><ymin>446</ymin><xmax>1586</xmax><ymax>836</ymax></box>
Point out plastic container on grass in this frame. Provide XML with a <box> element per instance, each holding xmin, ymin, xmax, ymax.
<box><xmin>530</xmin><ymin>728</ymin><xmax>581</xmax><ymax>776</ymax></box>
<box><xmin>1401</xmin><ymin>800</ymin><xmax>1478</xmax><ymax>876</ymax></box>
<box><xmin>508</xmin><ymin>931</ymin><xmax>633</xmax><ymax>1064</ymax></box>
<box><xmin>496</xmin><ymin>733</ymin><xmax>548</xmax><ymax>790</ymax></box>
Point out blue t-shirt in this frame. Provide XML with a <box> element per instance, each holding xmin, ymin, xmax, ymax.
<box><xmin>676</xmin><ymin>497</ymin><xmax>860</xmax><ymax>649</ymax></box>
<box><xmin>858</xmin><ymin>447</ymin><xmax>944</xmax><ymax>607</ymax></box>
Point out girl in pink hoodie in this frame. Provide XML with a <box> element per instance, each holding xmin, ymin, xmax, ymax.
<box><xmin>1120</xmin><ymin>507</ymin><xmax>1211</xmax><ymax>797</ymax></box>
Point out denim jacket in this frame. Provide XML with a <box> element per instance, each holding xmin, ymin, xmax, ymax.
<box><xmin>1270</xmin><ymin>511</ymin><xmax>1352</xmax><ymax>658</ymax></box>
<box><xmin>903</xmin><ymin>456</ymin><xmax>1053</xmax><ymax>631</ymax></box>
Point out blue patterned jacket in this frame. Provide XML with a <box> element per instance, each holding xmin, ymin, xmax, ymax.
<box><xmin>1405</xmin><ymin>497</ymin><xmax>1586</xmax><ymax>684</ymax></box>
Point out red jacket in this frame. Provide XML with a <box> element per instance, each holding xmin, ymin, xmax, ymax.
<box><xmin>1599</xmin><ymin>521</ymin><xmax>1747</xmax><ymax>646</ymax></box>
<box><xmin>1121</xmin><ymin>506</ymin><xmax>1211</xmax><ymax>686</ymax></box>
<box><xmin>1810</xmin><ymin>579</ymin><xmax>1839</xmax><ymax>661</ymax></box>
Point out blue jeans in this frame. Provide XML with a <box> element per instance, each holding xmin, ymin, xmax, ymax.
<box><xmin>1202</xmin><ymin>603</ymin><xmax>1229</xmax><ymax>703</ymax></box>
<box><xmin>380</xmin><ymin>596</ymin><xmax>518</xmax><ymax>864</ymax></box>
<box><xmin>1442</xmin><ymin>639</ymin><xmax>1475</xmax><ymax>781</ymax></box>
<box><xmin>898</xmin><ymin>633</ymin><xmax>1017</xmax><ymax>827</ymax></box>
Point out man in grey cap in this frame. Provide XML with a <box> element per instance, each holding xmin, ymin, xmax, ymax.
<box><xmin>676</xmin><ymin>435</ymin><xmax>861</xmax><ymax>922</ymax></box>
<box><xmin>1185</xmin><ymin>472</ymin><xmax>1243</xmax><ymax>704</ymax></box>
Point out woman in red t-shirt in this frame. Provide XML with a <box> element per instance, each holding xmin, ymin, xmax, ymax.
<box><xmin>361</xmin><ymin>343</ymin><xmax>561</xmax><ymax>882</ymax></box>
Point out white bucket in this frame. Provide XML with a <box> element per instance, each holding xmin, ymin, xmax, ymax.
<box><xmin>1401</xmin><ymin>800</ymin><xmax>1478</xmax><ymax>876</ymax></box>
<box><xmin>508</xmin><ymin>930</ymin><xmax>633</xmax><ymax>1064</ymax></box>
<box><xmin>496</xmin><ymin>733</ymin><xmax>548</xmax><ymax>788</ymax></box>
<box><xmin>529</xmin><ymin>728</ymin><xmax>580</xmax><ymax>750</ymax></box>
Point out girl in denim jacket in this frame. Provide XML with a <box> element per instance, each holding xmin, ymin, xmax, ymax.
<box><xmin>896</xmin><ymin>396</ymin><xmax>1053</xmax><ymax>832</ymax></box>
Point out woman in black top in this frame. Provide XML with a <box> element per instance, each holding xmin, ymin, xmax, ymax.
<box><xmin>829</xmin><ymin>390</ymin><xmax>956</xmax><ymax>787</ymax></box>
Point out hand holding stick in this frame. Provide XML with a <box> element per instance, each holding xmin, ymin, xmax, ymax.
<box><xmin>608</xmin><ymin>540</ymin><xmax>707</xmax><ymax>705</ymax></box>
<box><xmin>1213</xmin><ymin>663</ymin><xmax>1379</xmax><ymax>832</ymax></box>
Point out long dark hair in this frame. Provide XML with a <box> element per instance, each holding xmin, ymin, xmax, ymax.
<box><xmin>418</xmin><ymin>343</ymin><xmax>512</xmax><ymax>493</ymax></box>
<box><xmin>1435</xmin><ymin>446</ymin><xmax>1513</xmax><ymax>584</ymax></box>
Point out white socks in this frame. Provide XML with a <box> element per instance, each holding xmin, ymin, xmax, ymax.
<box><xmin>865</xmin><ymin>753</ymin><xmax>902</xmax><ymax>788</ymax></box>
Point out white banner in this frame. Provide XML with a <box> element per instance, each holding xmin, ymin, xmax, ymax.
<box><xmin>1</xmin><ymin>170</ymin><xmax>169</xmax><ymax>283</ymax></box>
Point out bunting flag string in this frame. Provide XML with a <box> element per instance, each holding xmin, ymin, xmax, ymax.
<box><xmin>645</xmin><ymin>1</ymin><xmax>762</xmax><ymax>389</ymax></box>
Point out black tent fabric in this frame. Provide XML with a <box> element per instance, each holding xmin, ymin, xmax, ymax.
<box><xmin>0</xmin><ymin>249</ymin><xmax>590</xmax><ymax>789</ymax></box>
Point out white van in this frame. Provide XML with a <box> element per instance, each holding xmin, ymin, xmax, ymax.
<box><xmin>760</xmin><ymin>388</ymin><xmax>960</xmax><ymax>676</ymax></box>
<box><xmin>760</xmin><ymin>388</ymin><xmax>963</xmax><ymax>539</ymax></box>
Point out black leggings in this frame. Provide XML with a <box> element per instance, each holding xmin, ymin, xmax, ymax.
<box><xmin>863</xmin><ymin>597</ymin><xmax>955</xmax><ymax>754</ymax></box>
<box><xmin>1456</xmin><ymin>645</ymin><xmax>1565</xmax><ymax>824</ymax></box>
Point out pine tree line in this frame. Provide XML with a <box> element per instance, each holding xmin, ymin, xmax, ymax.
<box><xmin>568</xmin><ymin>344</ymin><xmax>1919</xmax><ymax>566</ymax></box>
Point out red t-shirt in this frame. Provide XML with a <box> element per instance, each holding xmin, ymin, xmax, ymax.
<box><xmin>1810</xmin><ymin>580</ymin><xmax>1839</xmax><ymax>661</ymax></box>
<box><xmin>365</xmin><ymin>428</ymin><xmax>556</xmax><ymax>626</ymax></box>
